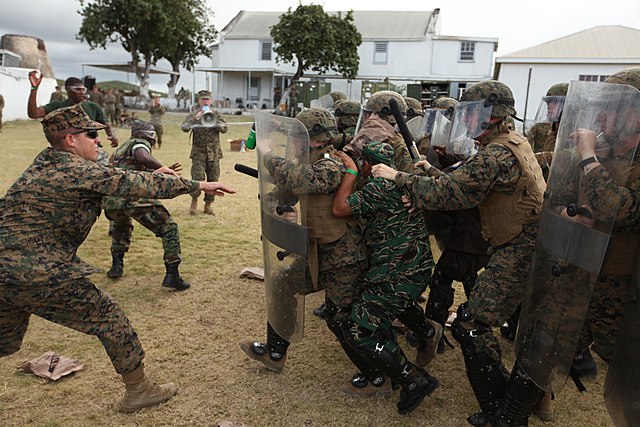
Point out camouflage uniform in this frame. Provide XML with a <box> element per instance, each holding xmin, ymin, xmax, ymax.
<box><xmin>332</xmin><ymin>99</ymin><xmax>361</xmax><ymax>150</ymax></box>
<box><xmin>181</xmin><ymin>101</ymin><xmax>227</xmax><ymax>203</ymax></box>
<box><xmin>148</xmin><ymin>101</ymin><xmax>166</xmax><ymax>147</ymax></box>
<box><xmin>90</xmin><ymin>89</ymin><xmax>104</xmax><ymax>108</ymax></box>
<box><xmin>0</xmin><ymin>106</ymin><xmax>200</xmax><ymax>374</ymax></box>
<box><xmin>102</xmin><ymin>136</ymin><xmax>182</xmax><ymax>265</ymax></box>
<box><xmin>393</xmin><ymin>80</ymin><xmax>546</xmax><ymax>425</ymax></box>
<box><xmin>104</xmin><ymin>92</ymin><xmax>117</xmax><ymax>125</ymax></box>
<box><xmin>241</xmin><ymin>108</ymin><xmax>369</xmax><ymax>378</ymax></box>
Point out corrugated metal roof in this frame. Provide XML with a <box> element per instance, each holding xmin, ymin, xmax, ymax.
<box><xmin>221</xmin><ymin>10</ymin><xmax>435</xmax><ymax>40</ymax></box>
<box><xmin>498</xmin><ymin>26</ymin><xmax>640</xmax><ymax>61</ymax></box>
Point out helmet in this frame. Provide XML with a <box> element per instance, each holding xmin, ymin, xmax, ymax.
<box><xmin>546</xmin><ymin>83</ymin><xmax>568</xmax><ymax>97</ymax></box>
<box><xmin>334</xmin><ymin>100</ymin><xmax>361</xmax><ymax>128</ymax></box>
<box><xmin>461</xmin><ymin>80</ymin><xmax>516</xmax><ymax>119</ymax></box>
<box><xmin>295</xmin><ymin>107</ymin><xmax>338</xmax><ymax>142</ymax></box>
<box><xmin>432</xmin><ymin>97</ymin><xmax>459</xmax><ymax>111</ymax></box>
<box><xmin>604</xmin><ymin>66</ymin><xmax>640</xmax><ymax>91</ymax></box>
<box><xmin>329</xmin><ymin>91</ymin><xmax>347</xmax><ymax>103</ymax></box>
<box><xmin>364</xmin><ymin>90</ymin><xmax>406</xmax><ymax>124</ymax></box>
<box><xmin>404</xmin><ymin>97</ymin><xmax>424</xmax><ymax>119</ymax></box>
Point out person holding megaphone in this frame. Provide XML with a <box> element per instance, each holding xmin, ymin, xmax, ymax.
<box><xmin>181</xmin><ymin>90</ymin><xmax>228</xmax><ymax>215</ymax></box>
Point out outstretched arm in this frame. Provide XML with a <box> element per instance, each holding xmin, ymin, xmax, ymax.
<box><xmin>27</xmin><ymin>70</ymin><xmax>46</xmax><ymax>119</ymax></box>
<box><xmin>331</xmin><ymin>151</ymin><xmax>357</xmax><ymax>218</ymax></box>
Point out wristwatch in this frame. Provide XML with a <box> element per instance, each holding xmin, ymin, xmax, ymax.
<box><xmin>578</xmin><ymin>156</ymin><xmax>599</xmax><ymax>169</ymax></box>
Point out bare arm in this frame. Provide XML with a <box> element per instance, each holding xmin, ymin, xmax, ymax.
<box><xmin>27</xmin><ymin>70</ymin><xmax>46</xmax><ymax>119</ymax></box>
<box><xmin>331</xmin><ymin>151</ymin><xmax>356</xmax><ymax>218</ymax></box>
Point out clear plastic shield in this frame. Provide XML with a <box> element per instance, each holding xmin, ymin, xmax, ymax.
<box><xmin>425</xmin><ymin>113</ymin><xmax>455</xmax><ymax>167</ymax></box>
<box><xmin>310</xmin><ymin>94</ymin><xmax>334</xmax><ymax>110</ymax></box>
<box><xmin>516</xmin><ymin>80</ymin><xmax>640</xmax><ymax>392</ymax></box>
<box><xmin>406</xmin><ymin>116</ymin><xmax>424</xmax><ymax>141</ymax></box>
<box><xmin>255</xmin><ymin>109</ymin><xmax>310</xmax><ymax>343</ymax></box>
<box><xmin>604</xmin><ymin>258</ymin><xmax>640</xmax><ymax>427</ymax></box>
<box><xmin>533</xmin><ymin>96</ymin><xmax>566</xmax><ymax>124</ymax></box>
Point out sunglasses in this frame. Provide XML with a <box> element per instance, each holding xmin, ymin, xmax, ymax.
<box><xmin>70</xmin><ymin>129</ymin><xmax>100</xmax><ymax>139</ymax></box>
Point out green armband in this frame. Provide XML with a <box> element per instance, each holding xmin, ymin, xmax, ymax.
<box><xmin>345</xmin><ymin>168</ymin><xmax>358</xmax><ymax>177</ymax></box>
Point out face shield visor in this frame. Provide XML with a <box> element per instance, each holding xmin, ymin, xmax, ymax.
<box><xmin>450</xmin><ymin>100</ymin><xmax>493</xmax><ymax>141</ymax></box>
<box><xmin>533</xmin><ymin>96</ymin><xmax>566</xmax><ymax>124</ymax></box>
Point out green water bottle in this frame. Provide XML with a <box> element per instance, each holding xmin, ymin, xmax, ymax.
<box><xmin>245</xmin><ymin>123</ymin><xmax>256</xmax><ymax>149</ymax></box>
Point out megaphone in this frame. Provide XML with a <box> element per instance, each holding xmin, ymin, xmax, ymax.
<box><xmin>201</xmin><ymin>111</ymin><xmax>218</xmax><ymax>127</ymax></box>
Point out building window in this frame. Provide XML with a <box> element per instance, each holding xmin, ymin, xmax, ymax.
<box><xmin>578</xmin><ymin>74</ymin><xmax>611</xmax><ymax>82</ymax></box>
<box><xmin>374</xmin><ymin>42</ymin><xmax>388</xmax><ymax>64</ymax></box>
<box><xmin>460</xmin><ymin>42</ymin><xmax>475</xmax><ymax>61</ymax></box>
<box><xmin>248</xmin><ymin>77</ymin><xmax>261</xmax><ymax>101</ymax></box>
<box><xmin>260</xmin><ymin>41</ymin><xmax>272</xmax><ymax>61</ymax></box>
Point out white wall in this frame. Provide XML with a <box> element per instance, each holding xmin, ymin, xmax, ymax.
<box><xmin>431</xmin><ymin>40</ymin><xmax>495</xmax><ymax>79</ymax></box>
<box><xmin>0</xmin><ymin>67</ymin><xmax>56</xmax><ymax>121</ymax></box>
<box><xmin>497</xmin><ymin>62</ymin><xmax>639</xmax><ymax>127</ymax></box>
<box><xmin>357</xmin><ymin>40</ymin><xmax>429</xmax><ymax>79</ymax></box>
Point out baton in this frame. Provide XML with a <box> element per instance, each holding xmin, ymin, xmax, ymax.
<box><xmin>234</xmin><ymin>163</ymin><xmax>258</xmax><ymax>178</ymax></box>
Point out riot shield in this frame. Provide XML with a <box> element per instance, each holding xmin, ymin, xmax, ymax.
<box><xmin>255</xmin><ymin>109</ymin><xmax>310</xmax><ymax>343</ymax></box>
<box><xmin>427</xmin><ymin>108</ymin><xmax>476</xmax><ymax>168</ymax></box>
<box><xmin>406</xmin><ymin>116</ymin><xmax>425</xmax><ymax>142</ymax></box>
<box><xmin>533</xmin><ymin>95</ymin><xmax>565</xmax><ymax>124</ymax></box>
<box><xmin>515</xmin><ymin>80</ymin><xmax>640</xmax><ymax>392</ymax></box>
<box><xmin>604</xmin><ymin>255</ymin><xmax>640</xmax><ymax>427</ymax></box>
<box><xmin>310</xmin><ymin>94</ymin><xmax>334</xmax><ymax>110</ymax></box>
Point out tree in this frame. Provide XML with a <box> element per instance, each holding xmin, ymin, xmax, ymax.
<box><xmin>77</xmin><ymin>0</ymin><xmax>216</xmax><ymax>100</ymax></box>
<box><xmin>160</xmin><ymin>0</ymin><xmax>217</xmax><ymax>100</ymax></box>
<box><xmin>270</xmin><ymin>4</ymin><xmax>361</xmax><ymax>86</ymax></box>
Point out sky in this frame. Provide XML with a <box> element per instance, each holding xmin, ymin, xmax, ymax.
<box><xmin>1</xmin><ymin>0</ymin><xmax>639</xmax><ymax>93</ymax></box>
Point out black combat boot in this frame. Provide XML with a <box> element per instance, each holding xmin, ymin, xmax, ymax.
<box><xmin>107</xmin><ymin>252</ymin><xmax>124</xmax><ymax>279</ymax></box>
<box><xmin>357</xmin><ymin>342</ymin><xmax>439</xmax><ymax>414</ymax></box>
<box><xmin>572</xmin><ymin>348</ymin><xmax>597</xmax><ymax>378</ymax></box>
<box><xmin>313</xmin><ymin>303</ymin><xmax>327</xmax><ymax>318</ymax></box>
<box><xmin>162</xmin><ymin>262</ymin><xmax>190</xmax><ymax>291</ymax></box>
<box><xmin>240</xmin><ymin>322</ymin><xmax>290</xmax><ymax>373</ymax></box>
<box><xmin>490</xmin><ymin>362</ymin><xmax>545</xmax><ymax>427</ymax></box>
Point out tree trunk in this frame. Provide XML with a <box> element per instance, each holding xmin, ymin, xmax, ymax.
<box><xmin>166</xmin><ymin>61</ymin><xmax>181</xmax><ymax>100</ymax></box>
<box><xmin>136</xmin><ymin>59</ymin><xmax>152</xmax><ymax>99</ymax></box>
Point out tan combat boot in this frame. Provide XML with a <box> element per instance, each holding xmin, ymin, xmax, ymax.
<box><xmin>341</xmin><ymin>373</ymin><xmax>392</xmax><ymax>398</ymax></box>
<box><xmin>415</xmin><ymin>319</ymin><xmax>443</xmax><ymax>367</ymax></box>
<box><xmin>189</xmin><ymin>197</ymin><xmax>198</xmax><ymax>215</ymax></box>
<box><xmin>119</xmin><ymin>364</ymin><xmax>178</xmax><ymax>413</ymax></box>
<box><xmin>204</xmin><ymin>201</ymin><xmax>215</xmax><ymax>216</ymax></box>
<box><xmin>534</xmin><ymin>392</ymin><xmax>554</xmax><ymax>421</ymax></box>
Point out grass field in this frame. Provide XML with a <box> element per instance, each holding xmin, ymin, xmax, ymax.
<box><xmin>0</xmin><ymin>112</ymin><xmax>614</xmax><ymax>426</ymax></box>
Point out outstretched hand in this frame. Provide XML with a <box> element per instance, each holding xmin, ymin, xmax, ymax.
<box><xmin>153</xmin><ymin>166</ymin><xmax>178</xmax><ymax>176</ymax></box>
<box><xmin>200</xmin><ymin>182</ymin><xmax>236</xmax><ymax>197</ymax></box>
<box><xmin>169</xmin><ymin>162</ymin><xmax>183</xmax><ymax>174</ymax></box>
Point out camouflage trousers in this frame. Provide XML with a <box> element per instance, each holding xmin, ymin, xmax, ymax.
<box><xmin>461</xmin><ymin>224</ymin><xmax>537</xmax><ymax>363</ymax></box>
<box><xmin>346</xmin><ymin>264</ymin><xmax>432</xmax><ymax>350</ymax></box>
<box><xmin>152</xmin><ymin>124</ymin><xmax>164</xmax><ymax>147</ymax></box>
<box><xmin>577</xmin><ymin>273</ymin><xmax>633</xmax><ymax>363</ymax></box>
<box><xmin>266</xmin><ymin>255</ymin><xmax>366</xmax><ymax>340</ymax></box>
<box><xmin>105</xmin><ymin>106</ymin><xmax>117</xmax><ymax>125</ymax></box>
<box><xmin>191</xmin><ymin>159</ymin><xmax>220</xmax><ymax>203</ymax></box>
<box><xmin>104</xmin><ymin>204</ymin><xmax>181</xmax><ymax>264</ymax></box>
<box><xmin>0</xmin><ymin>277</ymin><xmax>144</xmax><ymax>374</ymax></box>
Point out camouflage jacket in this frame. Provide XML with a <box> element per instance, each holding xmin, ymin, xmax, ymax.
<box><xmin>527</xmin><ymin>122</ymin><xmax>552</xmax><ymax>152</ymax></box>
<box><xmin>396</xmin><ymin>142</ymin><xmax>522</xmax><ymax>211</ymax></box>
<box><xmin>263</xmin><ymin>147</ymin><xmax>367</xmax><ymax>270</ymax></box>
<box><xmin>101</xmin><ymin>137</ymin><xmax>160</xmax><ymax>210</ymax></box>
<box><xmin>148</xmin><ymin>105</ymin><xmax>166</xmax><ymax>125</ymax></box>
<box><xmin>104</xmin><ymin>94</ymin><xmax>116</xmax><ymax>107</ymax></box>
<box><xmin>181</xmin><ymin>109</ymin><xmax>228</xmax><ymax>161</ymax></box>
<box><xmin>0</xmin><ymin>148</ymin><xmax>198</xmax><ymax>284</ymax></box>
<box><xmin>347</xmin><ymin>175</ymin><xmax>434</xmax><ymax>283</ymax></box>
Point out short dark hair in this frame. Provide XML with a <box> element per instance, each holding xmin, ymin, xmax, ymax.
<box><xmin>64</xmin><ymin>77</ymin><xmax>84</xmax><ymax>87</ymax></box>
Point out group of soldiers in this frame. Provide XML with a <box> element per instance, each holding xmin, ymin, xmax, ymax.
<box><xmin>240</xmin><ymin>67</ymin><xmax>640</xmax><ymax>427</ymax></box>
<box><xmin>1</xmin><ymin>65</ymin><xmax>639</xmax><ymax>425</ymax></box>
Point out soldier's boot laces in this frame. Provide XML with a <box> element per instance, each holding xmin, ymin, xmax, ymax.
<box><xmin>341</xmin><ymin>372</ymin><xmax>393</xmax><ymax>398</ymax></box>
<box><xmin>162</xmin><ymin>262</ymin><xmax>190</xmax><ymax>291</ymax></box>
<box><xmin>204</xmin><ymin>202</ymin><xmax>215</xmax><ymax>216</ymax></box>
<box><xmin>189</xmin><ymin>197</ymin><xmax>198</xmax><ymax>215</ymax></box>
<box><xmin>107</xmin><ymin>252</ymin><xmax>124</xmax><ymax>279</ymax></box>
<box><xmin>119</xmin><ymin>364</ymin><xmax>177</xmax><ymax>413</ymax></box>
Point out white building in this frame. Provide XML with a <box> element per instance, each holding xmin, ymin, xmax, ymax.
<box><xmin>199</xmin><ymin>9</ymin><xmax>498</xmax><ymax>109</ymax></box>
<box><xmin>494</xmin><ymin>25</ymin><xmax>640</xmax><ymax>130</ymax></box>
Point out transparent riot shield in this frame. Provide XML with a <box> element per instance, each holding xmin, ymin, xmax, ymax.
<box><xmin>533</xmin><ymin>95</ymin><xmax>566</xmax><ymax>124</ymax></box>
<box><xmin>310</xmin><ymin>94</ymin><xmax>334</xmax><ymax>110</ymax></box>
<box><xmin>255</xmin><ymin>109</ymin><xmax>310</xmax><ymax>343</ymax></box>
<box><xmin>427</xmin><ymin>108</ymin><xmax>476</xmax><ymax>169</ymax></box>
<box><xmin>406</xmin><ymin>116</ymin><xmax>424</xmax><ymax>142</ymax></box>
<box><xmin>515</xmin><ymin>80</ymin><xmax>640</xmax><ymax>392</ymax></box>
<box><xmin>604</xmin><ymin>256</ymin><xmax>640</xmax><ymax>427</ymax></box>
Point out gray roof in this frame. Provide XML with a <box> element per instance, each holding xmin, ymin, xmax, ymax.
<box><xmin>497</xmin><ymin>26</ymin><xmax>640</xmax><ymax>62</ymax></box>
<box><xmin>221</xmin><ymin>10</ymin><xmax>436</xmax><ymax>40</ymax></box>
